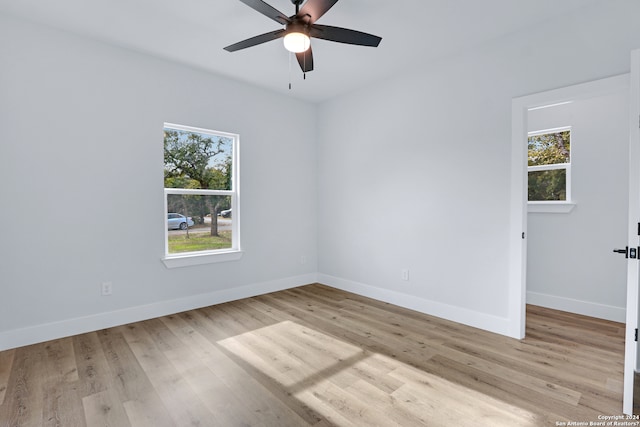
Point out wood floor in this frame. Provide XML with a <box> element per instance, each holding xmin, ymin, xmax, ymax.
<box><xmin>0</xmin><ymin>284</ymin><xmax>625</xmax><ymax>426</ymax></box>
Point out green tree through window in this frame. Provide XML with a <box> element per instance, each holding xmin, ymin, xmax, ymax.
<box><xmin>527</xmin><ymin>129</ymin><xmax>571</xmax><ymax>201</ymax></box>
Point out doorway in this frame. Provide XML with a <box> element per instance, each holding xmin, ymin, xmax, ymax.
<box><xmin>525</xmin><ymin>90</ymin><xmax>629</xmax><ymax>322</ymax></box>
<box><xmin>509</xmin><ymin>73</ymin><xmax>638</xmax><ymax>413</ymax></box>
<box><xmin>509</xmin><ymin>74</ymin><xmax>631</xmax><ymax>339</ymax></box>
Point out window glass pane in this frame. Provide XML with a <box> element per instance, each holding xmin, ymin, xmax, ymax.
<box><xmin>164</xmin><ymin>128</ymin><xmax>233</xmax><ymax>191</ymax></box>
<box><xmin>528</xmin><ymin>169</ymin><xmax>567</xmax><ymax>201</ymax></box>
<box><xmin>167</xmin><ymin>194</ymin><xmax>232</xmax><ymax>254</ymax></box>
<box><xmin>528</xmin><ymin>130</ymin><xmax>570</xmax><ymax>166</ymax></box>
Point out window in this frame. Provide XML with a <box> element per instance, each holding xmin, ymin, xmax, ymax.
<box><xmin>163</xmin><ymin>123</ymin><xmax>240</xmax><ymax>267</ymax></box>
<box><xmin>527</xmin><ymin>127</ymin><xmax>571</xmax><ymax>203</ymax></box>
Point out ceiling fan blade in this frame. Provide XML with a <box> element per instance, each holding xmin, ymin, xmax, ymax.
<box><xmin>297</xmin><ymin>0</ymin><xmax>339</xmax><ymax>24</ymax></box>
<box><xmin>224</xmin><ymin>29</ymin><xmax>286</xmax><ymax>52</ymax></box>
<box><xmin>296</xmin><ymin>47</ymin><xmax>314</xmax><ymax>73</ymax></box>
<box><xmin>239</xmin><ymin>0</ymin><xmax>290</xmax><ymax>25</ymax></box>
<box><xmin>310</xmin><ymin>24</ymin><xmax>382</xmax><ymax>47</ymax></box>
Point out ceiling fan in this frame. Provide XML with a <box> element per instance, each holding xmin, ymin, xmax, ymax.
<box><xmin>224</xmin><ymin>0</ymin><xmax>382</xmax><ymax>74</ymax></box>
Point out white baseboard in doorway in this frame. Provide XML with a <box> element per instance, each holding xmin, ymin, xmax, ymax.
<box><xmin>526</xmin><ymin>291</ymin><xmax>625</xmax><ymax>323</ymax></box>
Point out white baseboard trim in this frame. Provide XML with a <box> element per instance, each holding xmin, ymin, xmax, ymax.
<box><xmin>0</xmin><ymin>273</ymin><xmax>318</xmax><ymax>351</ymax></box>
<box><xmin>526</xmin><ymin>291</ymin><xmax>625</xmax><ymax>323</ymax></box>
<box><xmin>318</xmin><ymin>274</ymin><xmax>513</xmax><ymax>338</ymax></box>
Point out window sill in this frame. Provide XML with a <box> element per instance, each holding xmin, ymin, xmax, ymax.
<box><xmin>528</xmin><ymin>201</ymin><xmax>576</xmax><ymax>214</ymax></box>
<box><xmin>162</xmin><ymin>250</ymin><xmax>243</xmax><ymax>269</ymax></box>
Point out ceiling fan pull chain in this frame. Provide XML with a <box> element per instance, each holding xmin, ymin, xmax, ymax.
<box><xmin>288</xmin><ymin>51</ymin><xmax>292</xmax><ymax>90</ymax></box>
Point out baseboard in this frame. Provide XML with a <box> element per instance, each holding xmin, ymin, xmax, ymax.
<box><xmin>318</xmin><ymin>274</ymin><xmax>514</xmax><ymax>338</ymax></box>
<box><xmin>0</xmin><ymin>273</ymin><xmax>318</xmax><ymax>351</ymax></box>
<box><xmin>526</xmin><ymin>291</ymin><xmax>625</xmax><ymax>322</ymax></box>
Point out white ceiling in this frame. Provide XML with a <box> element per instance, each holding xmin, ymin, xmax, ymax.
<box><xmin>0</xmin><ymin>0</ymin><xmax>605</xmax><ymax>103</ymax></box>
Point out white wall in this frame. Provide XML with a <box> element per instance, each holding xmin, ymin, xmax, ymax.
<box><xmin>3</xmin><ymin>0</ymin><xmax>640</xmax><ymax>350</ymax></box>
<box><xmin>0</xmin><ymin>14</ymin><xmax>318</xmax><ymax>350</ymax></box>
<box><xmin>526</xmin><ymin>93</ymin><xmax>629</xmax><ymax>322</ymax></box>
<box><xmin>317</xmin><ymin>0</ymin><xmax>640</xmax><ymax>336</ymax></box>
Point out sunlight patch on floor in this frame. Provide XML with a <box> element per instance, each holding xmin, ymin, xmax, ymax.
<box><xmin>218</xmin><ymin>321</ymin><xmax>541</xmax><ymax>426</ymax></box>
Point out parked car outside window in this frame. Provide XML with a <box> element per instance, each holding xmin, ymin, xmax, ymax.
<box><xmin>167</xmin><ymin>213</ymin><xmax>194</xmax><ymax>230</ymax></box>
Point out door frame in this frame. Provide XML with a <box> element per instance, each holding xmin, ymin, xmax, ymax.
<box><xmin>508</xmin><ymin>74</ymin><xmax>631</xmax><ymax>339</ymax></box>
<box><xmin>623</xmin><ymin>49</ymin><xmax>640</xmax><ymax>415</ymax></box>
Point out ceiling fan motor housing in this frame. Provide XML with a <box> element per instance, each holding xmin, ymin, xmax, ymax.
<box><xmin>286</xmin><ymin>21</ymin><xmax>308</xmax><ymax>35</ymax></box>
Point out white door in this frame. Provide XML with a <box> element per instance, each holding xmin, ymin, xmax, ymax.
<box><xmin>623</xmin><ymin>48</ymin><xmax>640</xmax><ymax>415</ymax></box>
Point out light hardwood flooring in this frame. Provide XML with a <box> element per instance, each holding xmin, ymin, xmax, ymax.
<box><xmin>0</xmin><ymin>284</ymin><xmax>626</xmax><ymax>426</ymax></box>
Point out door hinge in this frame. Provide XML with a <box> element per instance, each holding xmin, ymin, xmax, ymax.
<box><xmin>635</xmin><ymin>328</ymin><xmax>638</xmax><ymax>342</ymax></box>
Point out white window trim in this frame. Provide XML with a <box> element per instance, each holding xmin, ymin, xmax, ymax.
<box><xmin>162</xmin><ymin>124</ymin><xmax>241</xmax><ymax>268</ymax></box>
<box><xmin>527</xmin><ymin>127</ymin><xmax>573</xmax><ymax>213</ymax></box>
<box><xmin>527</xmin><ymin>125</ymin><xmax>571</xmax><ymax>137</ymax></box>
<box><xmin>527</xmin><ymin>163</ymin><xmax>569</xmax><ymax>172</ymax></box>
<box><xmin>162</xmin><ymin>249</ymin><xmax>243</xmax><ymax>268</ymax></box>
<box><xmin>528</xmin><ymin>201</ymin><xmax>576</xmax><ymax>214</ymax></box>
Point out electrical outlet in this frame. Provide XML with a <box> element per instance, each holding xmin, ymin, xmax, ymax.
<box><xmin>101</xmin><ymin>281</ymin><xmax>113</xmax><ymax>296</ymax></box>
<box><xmin>300</xmin><ymin>255</ymin><xmax>307</xmax><ymax>265</ymax></box>
<box><xmin>401</xmin><ymin>269</ymin><xmax>409</xmax><ymax>281</ymax></box>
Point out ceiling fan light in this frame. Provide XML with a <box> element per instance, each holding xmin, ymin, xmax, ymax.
<box><xmin>283</xmin><ymin>32</ymin><xmax>310</xmax><ymax>53</ymax></box>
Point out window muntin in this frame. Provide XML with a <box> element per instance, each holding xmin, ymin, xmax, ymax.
<box><xmin>163</xmin><ymin>123</ymin><xmax>239</xmax><ymax>259</ymax></box>
<box><xmin>527</xmin><ymin>127</ymin><xmax>571</xmax><ymax>202</ymax></box>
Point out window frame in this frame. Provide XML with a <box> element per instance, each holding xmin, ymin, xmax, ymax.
<box><xmin>527</xmin><ymin>126</ymin><xmax>575</xmax><ymax>213</ymax></box>
<box><xmin>162</xmin><ymin>123</ymin><xmax>242</xmax><ymax>268</ymax></box>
